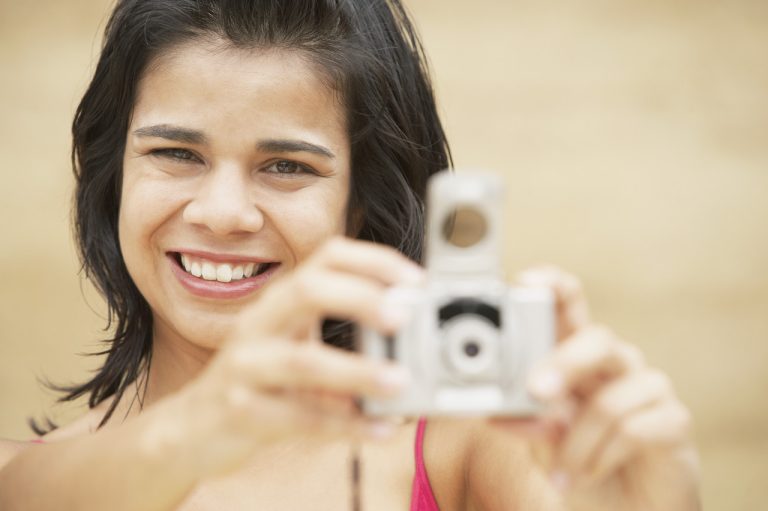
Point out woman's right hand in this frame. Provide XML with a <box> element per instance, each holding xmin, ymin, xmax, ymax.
<box><xmin>159</xmin><ymin>237</ymin><xmax>424</xmax><ymax>480</ymax></box>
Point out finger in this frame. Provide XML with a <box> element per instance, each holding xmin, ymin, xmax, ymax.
<box><xmin>583</xmin><ymin>400</ymin><xmax>692</xmax><ymax>486</ymax></box>
<box><xmin>557</xmin><ymin>369</ymin><xmax>672</xmax><ymax>478</ymax></box>
<box><xmin>528</xmin><ymin>327</ymin><xmax>644</xmax><ymax>402</ymax></box>
<box><xmin>310</xmin><ymin>236</ymin><xmax>425</xmax><ymax>286</ymax></box>
<box><xmin>618</xmin><ymin>399</ymin><xmax>691</xmax><ymax>447</ymax></box>
<box><xmin>227</xmin><ymin>342</ymin><xmax>411</xmax><ymax>400</ymax></box>
<box><xmin>244</xmin><ymin>268</ymin><xmax>402</xmax><ymax>338</ymax></box>
<box><xmin>517</xmin><ymin>265</ymin><xmax>590</xmax><ymax>341</ymax></box>
<box><xmin>577</xmin><ymin>429</ymin><xmax>635</xmax><ymax>490</ymax></box>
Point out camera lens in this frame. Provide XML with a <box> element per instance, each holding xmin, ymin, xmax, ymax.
<box><xmin>442</xmin><ymin>315</ymin><xmax>498</xmax><ymax>379</ymax></box>
<box><xmin>463</xmin><ymin>341</ymin><xmax>480</xmax><ymax>358</ymax></box>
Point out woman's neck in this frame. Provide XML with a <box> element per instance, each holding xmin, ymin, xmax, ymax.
<box><xmin>143</xmin><ymin>324</ymin><xmax>215</xmax><ymax>409</ymax></box>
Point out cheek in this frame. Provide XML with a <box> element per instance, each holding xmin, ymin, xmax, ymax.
<box><xmin>275</xmin><ymin>185</ymin><xmax>349</xmax><ymax>260</ymax></box>
<box><xmin>118</xmin><ymin>178</ymin><xmax>140</xmax><ymax>252</ymax></box>
<box><xmin>118</xmin><ymin>175</ymin><xmax>181</xmax><ymax>277</ymax></box>
<box><xmin>117</xmin><ymin>186</ymin><xmax>152</xmax><ymax>286</ymax></box>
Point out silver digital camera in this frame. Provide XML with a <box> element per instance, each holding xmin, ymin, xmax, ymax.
<box><xmin>359</xmin><ymin>170</ymin><xmax>556</xmax><ymax>417</ymax></box>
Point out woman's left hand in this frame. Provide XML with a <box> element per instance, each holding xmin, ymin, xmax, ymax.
<box><xmin>499</xmin><ymin>266</ymin><xmax>700</xmax><ymax>511</ymax></box>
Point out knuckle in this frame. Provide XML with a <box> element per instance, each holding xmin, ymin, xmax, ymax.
<box><xmin>292</xmin><ymin>270</ymin><xmax>322</xmax><ymax>303</ymax></box>
<box><xmin>646</xmin><ymin>369</ymin><xmax>672</xmax><ymax>394</ymax></box>
<box><xmin>381</xmin><ymin>243</ymin><xmax>405</xmax><ymax>261</ymax></box>
<box><xmin>320</xmin><ymin>236</ymin><xmax>348</xmax><ymax>260</ymax></box>
<box><xmin>304</xmin><ymin>240</ymin><xmax>337</xmax><ymax>269</ymax></box>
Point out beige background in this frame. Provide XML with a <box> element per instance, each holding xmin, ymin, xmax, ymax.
<box><xmin>1</xmin><ymin>0</ymin><xmax>766</xmax><ymax>509</ymax></box>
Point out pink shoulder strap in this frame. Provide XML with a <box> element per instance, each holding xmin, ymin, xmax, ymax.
<box><xmin>410</xmin><ymin>418</ymin><xmax>440</xmax><ymax>511</ymax></box>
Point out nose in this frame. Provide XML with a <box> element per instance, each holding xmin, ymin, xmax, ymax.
<box><xmin>183</xmin><ymin>165</ymin><xmax>264</xmax><ymax>235</ymax></box>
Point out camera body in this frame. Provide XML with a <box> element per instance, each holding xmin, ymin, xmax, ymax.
<box><xmin>358</xmin><ymin>170</ymin><xmax>556</xmax><ymax>417</ymax></box>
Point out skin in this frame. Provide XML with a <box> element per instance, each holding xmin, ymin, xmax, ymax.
<box><xmin>0</xmin><ymin>39</ymin><xmax>700</xmax><ymax>511</ymax></box>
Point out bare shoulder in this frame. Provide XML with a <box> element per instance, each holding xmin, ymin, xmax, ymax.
<box><xmin>0</xmin><ymin>439</ymin><xmax>33</xmax><ymax>471</ymax></box>
<box><xmin>40</xmin><ymin>400</ymin><xmax>113</xmax><ymax>442</ymax></box>
<box><xmin>0</xmin><ymin>402</ymin><xmax>112</xmax><ymax>470</ymax></box>
<box><xmin>0</xmin><ymin>405</ymin><xmax>112</xmax><ymax>473</ymax></box>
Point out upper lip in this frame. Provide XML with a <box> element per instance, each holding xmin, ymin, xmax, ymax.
<box><xmin>167</xmin><ymin>249</ymin><xmax>276</xmax><ymax>264</ymax></box>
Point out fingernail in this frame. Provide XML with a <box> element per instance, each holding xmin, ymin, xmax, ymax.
<box><xmin>530</xmin><ymin>369</ymin><xmax>563</xmax><ymax>399</ymax></box>
<box><xmin>550</xmin><ymin>470</ymin><xmax>570</xmax><ymax>492</ymax></box>
<box><xmin>377</xmin><ymin>365</ymin><xmax>411</xmax><ymax>392</ymax></box>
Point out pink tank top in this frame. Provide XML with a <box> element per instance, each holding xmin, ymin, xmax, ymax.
<box><xmin>410</xmin><ymin>418</ymin><xmax>440</xmax><ymax>511</ymax></box>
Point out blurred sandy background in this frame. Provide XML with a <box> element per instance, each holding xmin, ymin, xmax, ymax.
<box><xmin>1</xmin><ymin>0</ymin><xmax>766</xmax><ymax>508</ymax></box>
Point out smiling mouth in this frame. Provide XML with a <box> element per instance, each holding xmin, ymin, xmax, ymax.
<box><xmin>172</xmin><ymin>252</ymin><xmax>277</xmax><ymax>283</ymax></box>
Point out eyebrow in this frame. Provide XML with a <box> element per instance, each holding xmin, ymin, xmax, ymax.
<box><xmin>132</xmin><ymin>124</ymin><xmax>335</xmax><ymax>159</ymax></box>
<box><xmin>257</xmin><ymin>139</ymin><xmax>335</xmax><ymax>159</ymax></box>
<box><xmin>133</xmin><ymin>124</ymin><xmax>206</xmax><ymax>144</ymax></box>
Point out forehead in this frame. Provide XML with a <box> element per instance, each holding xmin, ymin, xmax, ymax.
<box><xmin>131</xmin><ymin>39</ymin><xmax>347</xmax><ymax>144</ymax></box>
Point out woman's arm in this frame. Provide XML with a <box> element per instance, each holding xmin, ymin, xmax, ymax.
<box><xmin>0</xmin><ymin>441</ymin><xmax>31</xmax><ymax>470</ymax></box>
<box><xmin>0</xmin><ymin>396</ymin><xmax>200</xmax><ymax>511</ymax></box>
<box><xmin>0</xmin><ymin>238</ymin><xmax>423</xmax><ymax>511</ymax></box>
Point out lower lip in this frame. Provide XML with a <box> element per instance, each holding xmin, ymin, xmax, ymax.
<box><xmin>168</xmin><ymin>255</ymin><xmax>280</xmax><ymax>300</ymax></box>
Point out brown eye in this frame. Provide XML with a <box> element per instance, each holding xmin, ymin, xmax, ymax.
<box><xmin>152</xmin><ymin>148</ymin><xmax>201</xmax><ymax>163</ymax></box>
<box><xmin>276</xmin><ymin>161</ymin><xmax>300</xmax><ymax>174</ymax></box>
<box><xmin>265</xmin><ymin>160</ymin><xmax>315</xmax><ymax>176</ymax></box>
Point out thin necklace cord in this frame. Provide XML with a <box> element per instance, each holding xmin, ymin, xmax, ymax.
<box><xmin>351</xmin><ymin>442</ymin><xmax>362</xmax><ymax>511</ymax></box>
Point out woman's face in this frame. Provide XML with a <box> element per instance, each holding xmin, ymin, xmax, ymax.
<box><xmin>119</xmin><ymin>40</ymin><xmax>351</xmax><ymax>351</ymax></box>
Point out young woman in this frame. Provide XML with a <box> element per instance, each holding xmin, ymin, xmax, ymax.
<box><xmin>0</xmin><ymin>1</ymin><xmax>700</xmax><ymax>510</ymax></box>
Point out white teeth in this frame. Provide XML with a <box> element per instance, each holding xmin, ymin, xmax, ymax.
<box><xmin>216</xmin><ymin>264</ymin><xmax>233</xmax><ymax>283</ymax></box>
<box><xmin>201</xmin><ymin>262</ymin><xmax>217</xmax><ymax>281</ymax></box>
<box><xmin>178</xmin><ymin>254</ymin><xmax>269</xmax><ymax>282</ymax></box>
